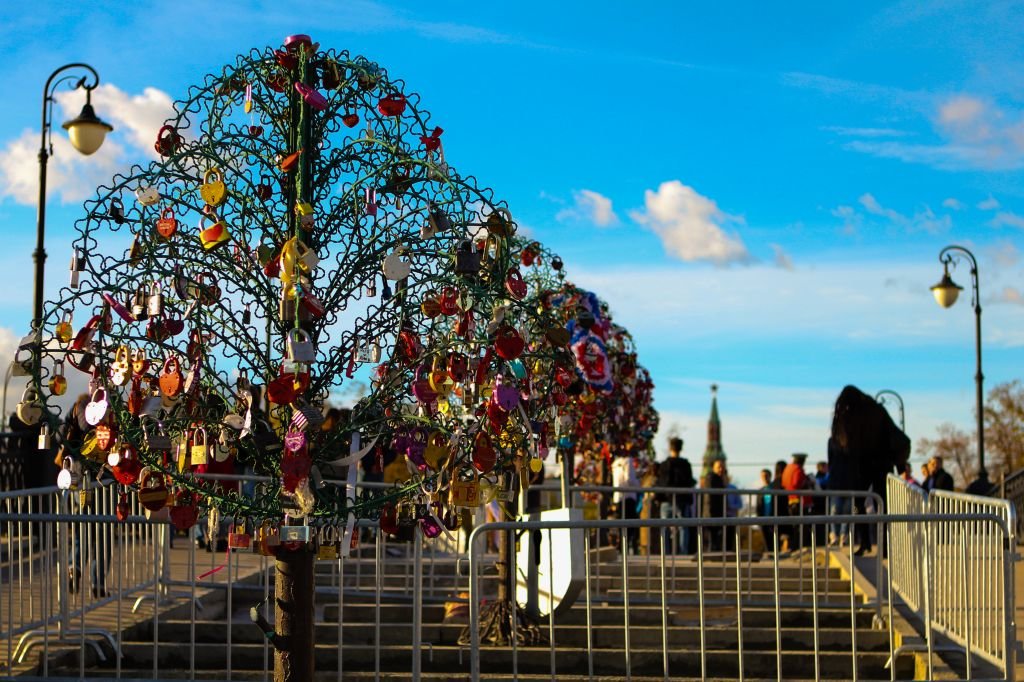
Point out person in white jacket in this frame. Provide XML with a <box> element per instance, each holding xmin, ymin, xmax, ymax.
<box><xmin>611</xmin><ymin>453</ymin><xmax>640</xmax><ymax>554</ymax></box>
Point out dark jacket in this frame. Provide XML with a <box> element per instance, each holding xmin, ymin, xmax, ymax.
<box><xmin>702</xmin><ymin>472</ymin><xmax>725</xmax><ymax>518</ymax></box>
<box><xmin>656</xmin><ymin>457</ymin><xmax>695</xmax><ymax>504</ymax></box>
<box><xmin>928</xmin><ymin>468</ymin><xmax>954</xmax><ymax>492</ymax></box>
<box><xmin>826</xmin><ymin>437</ymin><xmax>860</xmax><ymax>491</ymax></box>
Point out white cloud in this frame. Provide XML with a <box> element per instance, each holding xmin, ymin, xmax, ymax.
<box><xmin>850</xmin><ymin>193</ymin><xmax>951</xmax><ymax>233</ymax></box>
<box><xmin>942</xmin><ymin>197</ymin><xmax>964</xmax><ymax>210</ymax></box>
<box><xmin>0</xmin><ymin>83</ymin><xmax>174</xmax><ymax>206</ymax></box>
<box><xmin>991</xmin><ymin>212</ymin><xmax>1024</xmax><ymax>229</ymax></box>
<box><xmin>630</xmin><ymin>180</ymin><xmax>751</xmax><ymax>266</ymax></box>
<box><xmin>556</xmin><ymin>189</ymin><xmax>619</xmax><ymax>227</ymax></box>
<box><xmin>832</xmin><ymin>204</ymin><xmax>861</xmax><ymax>235</ymax></box>
<box><xmin>978</xmin><ymin>196</ymin><xmax>1001</xmax><ymax>210</ymax></box>
<box><xmin>822</xmin><ymin>126</ymin><xmax>911</xmax><ymax>138</ymax></box>
<box><xmin>771</xmin><ymin>244</ymin><xmax>794</xmax><ymax>270</ymax></box>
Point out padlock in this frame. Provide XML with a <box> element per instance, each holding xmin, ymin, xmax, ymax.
<box><xmin>136</xmin><ymin>185</ymin><xmax>160</xmax><ymax>206</ymax></box>
<box><xmin>200</xmin><ymin>168</ymin><xmax>227</xmax><ymax>206</ymax></box>
<box><xmin>449</xmin><ymin>466</ymin><xmax>481</xmax><ymax>508</ymax></box>
<box><xmin>69</xmin><ymin>248</ymin><xmax>86</xmax><ymax>288</ymax></box>
<box><xmin>155</xmin><ymin>207</ymin><xmax>178</xmax><ymax>239</ymax></box>
<box><xmin>37</xmin><ymin>423</ymin><xmax>51</xmax><ymax>450</ymax></box>
<box><xmin>286</xmin><ymin>329</ymin><xmax>315</xmax><ymax>363</ymax></box>
<box><xmin>143</xmin><ymin>419</ymin><xmax>172</xmax><ymax>452</ymax></box>
<box><xmin>316</xmin><ymin>525</ymin><xmax>338</xmax><ymax>561</ymax></box>
<box><xmin>154</xmin><ymin>125</ymin><xmax>182</xmax><ymax>156</ymax></box>
<box><xmin>55</xmin><ymin>311</ymin><xmax>74</xmax><ymax>344</ymax></box>
<box><xmin>454</xmin><ymin>240</ymin><xmax>481</xmax><ymax>276</ymax></box>
<box><xmin>138</xmin><ymin>468</ymin><xmax>169</xmax><ymax>512</ymax></box>
<box><xmin>131</xmin><ymin>287</ymin><xmax>147</xmax><ymax>321</ymax></box>
<box><xmin>110</xmin><ymin>346</ymin><xmax>131</xmax><ymax>387</ymax></box>
<box><xmin>48</xmin><ymin>360</ymin><xmax>67</xmax><ymax>396</ymax></box>
<box><xmin>159</xmin><ymin>356</ymin><xmax>183</xmax><ymax>397</ymax></box>
<box><xmin>94</xmin><ymin>421</ymin><xmax>117</xmax><ymax>451</ymax></box>
<box><xmin>355</xmin><ymin>339</ymin><xmax>381</xmax><ymax>364</ymax></box>
<box><xmin>198</xmin><ymin>213</ymin><xmax>231</xmax><ymax>251</ymax></box>
<box><xmin>147</xmin><ymin>282</ymin><xmax>163</xmax><ymax>317</ymax></box>
<box><xmin>365</xmin><ymin>187</ymin><xmax>377</xmax><ymax>216</ymax></box>
<box><xmin>295</xmin><ymin>200</ymin><xmax>315</xmax><ymax>230</ymax></box>
<box><xmin>57</xmin><ymin>456</ymin><xmax>81</xmax><ymax>490</ymax></box>
<box><xmin>381</xmin><ymin>247</ymin><xmax>411</xmax><ymax>280</ymax></box>
<box><xmin>280</xmin><ymin>523</ymin><xmax>311</xmax><ymax>543</ymax></box>
<box><xmin>78</xmin><ymin>472</ymin><xmax>95</xmax><ymax>508</ymax></box>
<box><xmin>17</xmin><ymin>387</ymin><xmax>43</xmax><ymax>426</ymax></box>
<box><xmin>109</xmin><ymin>198</ymin><xmax>126</xmax><ymax>225</ymax></box>
<box><xmin>428</xmin><ymin>205</ymin><xmax>451</xmax><ymax>234</ymax></box>
<box><xmin>190</xmin><ymin>428</ymin><xmax>209</xmax><ymax>467</ymax></box>
<box><xmin>228</xmin><ymin>521</ymin><xmax>251</xmax><ymax>550</ymax></box>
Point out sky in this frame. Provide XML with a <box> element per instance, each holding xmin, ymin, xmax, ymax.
<box><xmin>0</xmin><ymin>1</ymin><xmax>1023</xmax><ymax>487</ymax></box>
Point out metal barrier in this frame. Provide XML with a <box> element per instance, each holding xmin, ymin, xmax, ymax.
<box><xmin>1</xmin><ymin>475</ymin><xmax>1017</xmax><ymax>681</ymax></box>
<box><xmin>887</xmin><ymin>474</ymin><xmax>1018</xmax><ymax>678</ymax></box>
<box><xmin>468</xmin><ymin>512</ymin><xmax>1015</xmax><ymax>682</ymax></box>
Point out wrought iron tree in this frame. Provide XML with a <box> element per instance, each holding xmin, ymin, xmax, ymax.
<box><xmin>24</xmin><ymin>34</ymin><xmax>610</xmax><ymax>679</ymax></box>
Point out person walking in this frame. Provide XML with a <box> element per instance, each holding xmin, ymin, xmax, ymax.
<box><xmin>701</xmin><ymin>459</ymin><xmax>727</xmax><ymax>552</ymax></box>
<box><xmin>657</xmin><ymin>437</ymin><xmax>696</xmax><ymax>554</ymax></box>
<box><xmin>782</xmin><ymin>453</ymin><xmax>813</xmax><ymax>550</ymax></box>
<box><xmin>611</xmin><ymin>452</ymin><xmax>640</xmax><ymax>554</ymax></box>
<box><xmin>769</xmin><ymin>460</ymin><xmax>790</xmax><ymax>550</ymax></box>
<box><xmin>826</xmin><ymin>437</ymin><xmax>859</xmax><ymax>546</ymax></box>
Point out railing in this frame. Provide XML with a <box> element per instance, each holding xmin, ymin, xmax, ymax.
<box><xmin>0</xmin><ymin>431</ymin><xmax>31</xmax><ymax>492</ymax></box>
<box><xmin>887</xmin><ymin>474</ymin><xmax>1018</xmax><ymax>678</ymax></box>
<box><xmin>1</xmin><ymin>477</ymin><xmax>1017</xmax><ymax>681</ymax></box>
<box><xmin>997</xmin><ymin>468</ymin><xmax>1024</xmax><ymax>543</ymax></box>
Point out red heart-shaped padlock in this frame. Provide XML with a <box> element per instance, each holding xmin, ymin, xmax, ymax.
<box><xmin>494</xmin><ymin>326</ymin><xmax>525</xmax><ymax>361</ymax></box>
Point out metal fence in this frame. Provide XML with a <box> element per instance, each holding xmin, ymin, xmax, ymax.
<box><xmin>886</xmin><ymin>474</ymin><xmax>1018</xmax><ymax>678</ymax></box>
<box><xmin>0</xmin><ymin>478</ymin><xmax>1018</xmax><ymax>681</ymax></box>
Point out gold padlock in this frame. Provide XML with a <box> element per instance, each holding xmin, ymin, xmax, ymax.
<box><xmin>450</xmin><ymin>465</ymin><xmax>481</xmax><ymax>508</ymax></box>
<box><xmin>199</xmin><ymin>168</ymin><xmax>226</xmax><ymax>206</ymax></box>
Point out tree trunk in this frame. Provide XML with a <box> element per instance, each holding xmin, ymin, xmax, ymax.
<box><xmin>274</xmin><ymin>547</ymin><xmax>315</xmax><ymax>682</ymax></box>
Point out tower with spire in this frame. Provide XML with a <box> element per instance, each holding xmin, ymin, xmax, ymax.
<box><xmin>702</xmin><ymin>384</ymin><xmax>726</xmax><ymax>477</ymax></box>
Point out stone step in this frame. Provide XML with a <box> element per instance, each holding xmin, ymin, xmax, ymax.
<box><xmin>50</xmin><ymin>670</ymin><xmax>894</xmax><ymax>681</ymax></box>
<box><xmin>58</xmin><ymin>642</ymin><xmax>913</xmax><ymax>679</ymax></box>
<box><xmin>136</xmin><ymin>619</ymin><xmax>891</xmax><ymax>651</ymax></box>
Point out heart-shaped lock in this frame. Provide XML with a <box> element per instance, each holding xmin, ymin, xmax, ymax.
<box><xmin>381</xmin><ymin>247</ymin><xmax>411</xmax><ymax>280</ymax></box>
<box><xmin>487</xmin><ymin>399</ymin><xmax>509</xmax><ymax>431</ymax></box>
<box><xmin>200</xmin><ymin>168</ymin><xmax>226</xmax><ymax>206</ymax></box>
<box><xmin>494</xmin><ymin>326</ymin><xmax>525</xmax><ymax>361</ymax></box>
<box><xmin>447</xmin><ymin>352</ymin><xmax>469</xmax><ymax>382</ymax></box>
<box><xmin>486</xmin><ymin>208</ymin><xmax>515</xmax><ymax>237</ymax></box>
<box><xmin>493</xmin><ymin>375</ymin><xmax>520</xmax><ymax>411</ymax></box>
<box><xmin>546</xmin><ymin>326</ymin><xmax>570</xmax><ymax>347</ymax></box>
<box><xmin>428</xmin><ymin>357</ymin><xmax>454</xmax><ymax>397</ymax></box>
<box><xmin>136</xmin><ymin>185</ymin><xmax>160</xmax><ymax>206</ymax></box>
<box><xmin>112</xmin><ymin>445</ymin><xmax>141</xmax><ymax>485</ymax></box>
<box><xmin>267</xmin><ymin>371</ymin><xmax>299</xmax><ymax>405</ymax></box>
<box><xmin>422</xmin><ymin>431</ymin><xmax>449</xmax><ymax>470</ymax></box>
<box><xmin>159</xmin><ymin>356</ymin><xmax>183</xmax><ymax>397</ymax></box>
<box><xmin>420</xmin><ymin>293</ymin><xmax>442</xmax><ymax>318</ymax></box>
<box><xmin>377</xmin><ymin>92</ymin><xmax>407</xmax><ymax>117</ymax></box>
<box><xmin>505</xmin><ymin>268</ymin><xmax>527</xmax><ymax>300</ymax></box>
<box><xmin>154</xmin><ymin>206</ymin><xmax>177</xmax><ymax>239</ymax></box>
<box><xmin>154</xmin><ymin>125</ymin><xmax>182</xmax><ymax>156</ymax></box>
<box><xmin>472</xmin><ymin>432</ymin><xmax>497</xmax><ymax>474</ymax></box>
<box><xmin>411</xmin><ymin>365</ymin><xmax>438</xmax><ymax>404</ymax></box>
<box><xmin>520</xmin><ymin>242</ymin><xmax>540</xmax><ymax>267</ymax></box>
<box><xmin>131</xmin><ymin>348</ymin><xmax>149</xmax><ymax>377</ymax></box>
<box><xmin>198</xmin><ymin>213</ymin><xmax>231</xmax><ymax>251</ymax></box>
<box><xmin>84</xmin><ymin>388</ymin><xmax>108</xmax><ymax>426</ymax></box>
<box><xmin>169</xmin><ymin>490</ymin><xmax>199</xmax><ymax>531</ymax></box>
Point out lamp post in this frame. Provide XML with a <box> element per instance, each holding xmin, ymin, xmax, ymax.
<box><xmin>33</xmin><ymin>64</ymin><xmax>112</xmax><ymax>368</ymax></box>
<box><xmin>930</xmin><ymin>244</ymin><xmax>987</xmax><ymax>490</ymax></box>
<box><xmin>875</xmin><ymin>389</ymin><xmax>905</xmax><ymax>432</ymax></box>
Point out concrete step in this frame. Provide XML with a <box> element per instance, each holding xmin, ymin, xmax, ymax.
<box><xmin>58</xmin><ymin>642</ymin><xmax>914</xmax><ymax>679</ymax></box>
<box><xmin>321</xmin><ymin>602</ymin><xmax>878</xmax><ymax>629</ymax></box>
<box><xmin>49</xmin><ymin>670</ymin><xmax>897</xmax><ymax>681</ymax></box>
<box><xmin>135</xmin><ymin>619</ymin><xmax>892</xmax><ymax>651</ymax></box>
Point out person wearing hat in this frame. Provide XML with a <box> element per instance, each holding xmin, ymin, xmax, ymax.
<box><xmin>782</xmin><ymin>453</ymin><xmax>812</xmax><ymax>549</ymax></box>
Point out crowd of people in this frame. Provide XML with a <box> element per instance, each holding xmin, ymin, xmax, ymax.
<box><xmin>600</xmin><ymin>437</ymin><xmax>961</xmax><ymax>557</ymax></box>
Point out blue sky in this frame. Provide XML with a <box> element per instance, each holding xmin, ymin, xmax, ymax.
<box><xmin>1</xmin><ymin>1</ymin><xmax>1023</xmax><ymax>485</ymax></box>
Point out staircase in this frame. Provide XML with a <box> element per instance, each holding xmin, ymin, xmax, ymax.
<box><xmin>41</xmin><ymin>542</ymin><xmax>916</xmax><ymax>681</ymax></box>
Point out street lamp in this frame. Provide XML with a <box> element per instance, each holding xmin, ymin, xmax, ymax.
<box><xmin>930</xmin><ymin>245</ymin><xmax>988</xmax><ymax>491</ymax></box>
<box><xmin>33</xmin><ymin>64</ymin><xmax>112</xmax><ymax>353</ymax></box>
<box><xmin>875</xmin><ymin>389</ymin><xmax>905</xmax><ymax>432</ymax></box>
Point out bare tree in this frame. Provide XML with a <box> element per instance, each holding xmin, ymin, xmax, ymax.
<box><xmin>984</xmin><ymin>380</ymin><xmax>1024</xmax><ymax>478</ymax></box>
